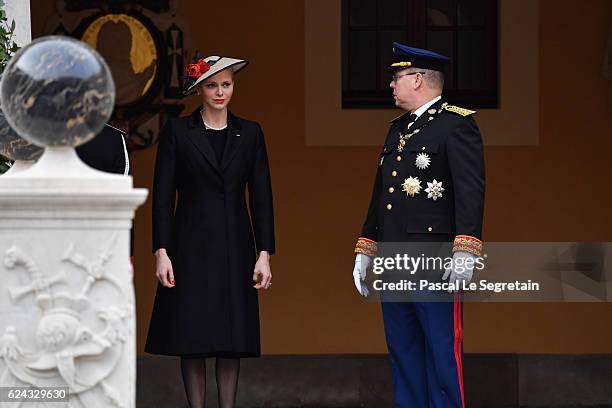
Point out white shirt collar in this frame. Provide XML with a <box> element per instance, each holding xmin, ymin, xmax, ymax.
<box><xmin>412</xmin><ymin>95</ymin><xmax>442</xmax><ymax>120</ymax></box>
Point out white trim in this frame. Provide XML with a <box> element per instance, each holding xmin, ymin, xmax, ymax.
<box><xmin>121</xmin><ymin>134</ymin><xmax>130</xmax><ymax>176</ymax></box>
<box><xmin>104</xmin><ymin>123</ymin><xmax>125</xmax><ymax>134</ymax></box>
<box><xmin>104</xmin><ymin>124</ymin><xmax>130</xmax><ymax>175</ymax></box>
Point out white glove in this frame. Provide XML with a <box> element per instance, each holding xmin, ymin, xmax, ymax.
<box><xmin>442</xmin><ymin>251</ymin><xmax>476</xmax><ymax>292</ymax></box>
<box><xmin>353</xmin><ymin>253</ymin><xmax>372</xmax><ymax>297</ymax></box>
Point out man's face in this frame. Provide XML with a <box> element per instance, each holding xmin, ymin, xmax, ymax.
<box><xmin>390</xmin><ymin>68</ymin><xmax>418</xmax><ymax>111</ymax></box>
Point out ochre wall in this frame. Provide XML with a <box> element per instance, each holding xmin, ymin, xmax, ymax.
<box><xmin>30</xmin><ymin>0</ymin><xmax>612</xmax><ymax>355</ymax></box>
<box><xmin>304</xmin><ymin>0</ymin><xmax>541</xmax><ymax>147</ymax></box>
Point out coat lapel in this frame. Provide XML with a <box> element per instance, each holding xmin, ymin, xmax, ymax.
<box><xmin>402</xmin><ymin>99</ymin><xmax>445</xmax><ymax>151</ymax></box>
<box><xmin>409</xmin><ymin>98</ymin><xmax>445</xmax><ymax>133</ymax></box>
<box><xmin>185</xmin><ymin>107</ymin><xmax>221</xmax><ymax>171</ymax></box>
<box><xmin>221</xmin><ymin>111</ymin><xmax>243</xmax><ymax>171</ymax></box>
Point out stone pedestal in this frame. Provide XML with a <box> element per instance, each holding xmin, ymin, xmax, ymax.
<box><xmin>0</xmin><ymin>147</ymin><xmax>147</xmax><ymax>407</ymax></box>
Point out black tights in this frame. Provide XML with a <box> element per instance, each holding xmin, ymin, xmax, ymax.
<box><xmin>180</xmin><ymin>356</ymin><xmax>240</xmax><ymax>408</ymax></box>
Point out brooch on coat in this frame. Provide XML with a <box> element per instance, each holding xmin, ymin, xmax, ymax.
<box><xmin>415</xmin><ymin>153</ymin><xmax>431</xmax><ymax>170</ymax></box>
<box><xmin>425</xmin><ymin>179</ymin><xmax>444</xmax><ymax>200</ymax></box>
<box><xmin>402</xmin><ymin>176</ymin><xmax>422</xmax><ymax>197</ymax></box>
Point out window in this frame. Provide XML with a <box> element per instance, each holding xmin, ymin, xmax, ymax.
<box><xmin>342</xmin><ymin>0</ymin><xmax>498</xmax><ymax>108</ymax></box>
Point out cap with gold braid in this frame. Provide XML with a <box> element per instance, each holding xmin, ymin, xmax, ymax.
<box><xmin>388</xmin><ymin>42</ymin><xmax>450</xmax><ymax>72</ymax></box>
<box><xmin>391</xmin><ymin>61</ymin><xmax>412</xmax><ymax>69</ymax></box>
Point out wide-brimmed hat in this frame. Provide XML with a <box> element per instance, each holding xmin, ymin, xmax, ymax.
<box><xmin>183</xmin><ymin>51</ymin><xmax>248</xmax><ymax>96</ymax></box>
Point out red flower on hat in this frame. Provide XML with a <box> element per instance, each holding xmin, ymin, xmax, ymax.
<box><xmin>198</xmin><ymin>59</ymin><xmax>211</xmax><ymax>72</ymax></box>
<box><xmin>185</xmin><ymin>59</ymin><xmax>211</xmax><ymax>79</ymax></box>
<box><xmin>186</xmin><ymin>64</ymin><xmax>201</xmax><ymax>78</ymax></box>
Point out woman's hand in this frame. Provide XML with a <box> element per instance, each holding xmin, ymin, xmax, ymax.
<box><xmin>253</xmin><ymin>251</ymin><xmax>272</xmax><ymax>290</ymax></box>
<box><xmin>155</xmin><ymin>248</ymin><xmax>175</xmax><ymax>288</ymax></box>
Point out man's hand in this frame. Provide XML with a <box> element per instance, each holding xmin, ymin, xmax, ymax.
<box><xmin>442</xmin><ymin>251</ymin><xmax>476</xmax><ymax>292</ymax></box>
<box><xmin>353</xmin><ymin>253</ymin><xmax>372</xmax><ymax>297</ymax></box>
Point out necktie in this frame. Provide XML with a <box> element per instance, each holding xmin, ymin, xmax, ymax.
<box><xmin>407</xmin><ymin>113</ymin><xmax>418</xmax><ymax>129</ymax></box>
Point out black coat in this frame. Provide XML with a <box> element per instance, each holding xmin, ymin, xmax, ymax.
<box><xmin>76</xmin><ymin>124</ymin><xmax>129</xmax><ymax>175</ymax></box>
<box><xmin>76</xmin><ymin>124</ymin><xmax>134</xmax><ymax>256</ymax></box>
<box><xmin>361</xmin><ymin>98</ymin><xmax>485</xmax><ymax>243</ymax></box>
<box><xmin>145</xmin><ymin>107</ymin><xmax>275</xmax><ymax>357</ymax></box>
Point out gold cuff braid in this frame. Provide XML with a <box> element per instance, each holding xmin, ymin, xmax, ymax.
<box><xmin>452</xmin><ymin>235</ymin><xmax>482</xmax><ymax>257</ymax></box>
<box><xmin>355</xmin><ymin>237</ymin><xmax>378</xmax><ymax>257</ymax></box>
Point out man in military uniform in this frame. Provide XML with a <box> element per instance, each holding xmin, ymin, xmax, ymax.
<box><xmin>352</xmin><ymin>43</ymin><xmax>485</xmax><ymax>408</ymax></box>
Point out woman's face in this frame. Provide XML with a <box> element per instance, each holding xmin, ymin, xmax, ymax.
<box><xmin>197</xmin><ymin>69</ymin><xmax>234</xmax><ymax>112</ymax></box>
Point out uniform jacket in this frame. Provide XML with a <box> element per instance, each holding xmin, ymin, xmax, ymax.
<box><xmin>359</xmin><ymin>98</ymin><xmax>485</xmax><ymax>247</ymax></box>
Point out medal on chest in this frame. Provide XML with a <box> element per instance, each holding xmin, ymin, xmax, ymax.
<box><xmin>397</xmin><ymin>103</ymin><xmax>447</xmax><ymax>152</ymax></box>
<box><xmin>392</xmin><ymin>103</ymin><xmax>448</xmax><ymax>201</ymax></box>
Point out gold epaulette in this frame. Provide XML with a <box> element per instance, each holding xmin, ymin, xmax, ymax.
<box><xmin>443</xmin><ymin>105</ymin><xmax>476</xmax><ymax>117</ymax></box>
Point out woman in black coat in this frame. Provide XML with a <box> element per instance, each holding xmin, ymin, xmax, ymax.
<box><xmin>145</xmin><ymin>54</ymin><xmax>275</xmax><ymax>408</ymax></box>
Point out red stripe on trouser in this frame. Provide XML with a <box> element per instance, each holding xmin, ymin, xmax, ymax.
<box><xmin>453</xmin><ymin>292</ymin><xmax>465</xmax><ymax>408</ymax></box>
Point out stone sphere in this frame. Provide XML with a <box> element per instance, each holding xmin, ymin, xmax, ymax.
<box><xmin>0</xmin><ymin>103</ymin><xmax>43</xmax><ymax>161</ymax></box>
<box><xmin>0</xmin><ymin>35</ymin><xmax>115</xmax><ymax>148</ymax></box>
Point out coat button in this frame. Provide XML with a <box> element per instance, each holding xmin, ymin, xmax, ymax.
<box><xmin>427</xmin><ymin>227</ymin><xmax>433</xmax><ymax>232</ymax></box>
<box><xmin>422</xmin><ymin>146</ymin><xmax>426</xmax><ymax>150</ymax></box>
<box><xmin>388</xmin><ymin>187</ymin><xmax>394</xmax><ymax>193</ymax></box>
<box><xmin>391</xmin><ymin>170</ymin><xmax>398</xmax><ymax>177</ymax></box>
<box><xmin>396</xmin><ymin>155</ymin><xmax>402</xmax><ymax>162</ymax></box>
<box><xmin>386</xmin><ymin>203</ymin><xmax>393</xmax><ymax>210</ymax></box>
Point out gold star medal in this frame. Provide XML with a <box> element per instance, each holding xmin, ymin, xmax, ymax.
<box><xmin>401</xmin><ymin>176</ymin><xmax>422</xmax><ymax>197</ymax></box>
